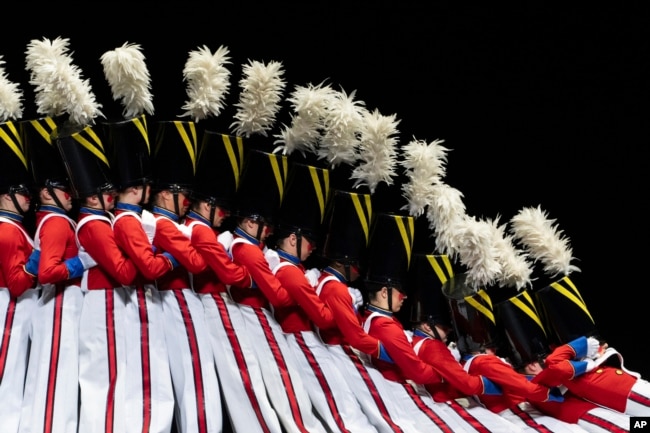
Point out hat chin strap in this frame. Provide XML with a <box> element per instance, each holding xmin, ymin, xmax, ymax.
<box><xmin>9</xmin><ymin>192</ymin><xmax>25</xmax><ymax>215</ymax></box>
<box><xmin>47</xmin><ymin>184</ymin><xmax>66</xmax><ymax>210</ymax></box>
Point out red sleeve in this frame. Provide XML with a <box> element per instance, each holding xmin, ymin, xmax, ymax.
<box><xmin>191</xmin><ymin>225</ymin><xmax>251</xmax><ymax>287</ymax></box>
<box><xmin>77</xmin><ymin>219</ymin><xmax>137</xmax><ymax>286</ymax></box>
<box><xmin>231</xmin><ymin>242</ymin><xmax>293</xmax><ymax>308</ymax></box>
<box><xmin>38</xmin><ymin>217</ymin><xmax>76</xmax><ymax>283</ymax></box>
<box><xmin>531</xmin><ymin>343</ymin><xmax>581</xmax><ymax>386</ymax></box>
<box><xmin>467</xmin><ymin>355</ymin><xmax>552</xmax><ymax>403</ymax></box>
<box><xmin>153</xmin><ymin>218</ymin><xmax>206</xmax><ymax>274</ymax></box>
<box><xmin>0</xmin><ymin>224</ymin><xmax>36</xmax><ymax>297</ymax></box>
<box><xmin>418</xmin><ymin>338</ymin><xmax>486</xmax><ymax>396</ymax></box>
<box><xmin>368</xmin><ymin>316</ymin><xmax>442</xmax><ymax>385</ymax></box>
<box><xmin>275</xmin><ymin>264</ymin><xmax>335</xmax><ymax>330</ymax></box>
<box><xmin>113</xmin><ymin>215</ymin><xmax>173</xmax><ymax>280</ymax></box>
<box><xmin>321</xmin><ymin>280</ymin><xmax>381</xmax><ymax>356</ymax></box>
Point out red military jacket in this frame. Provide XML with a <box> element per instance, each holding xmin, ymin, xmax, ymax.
<box><xmin>0</xmin><ymin>211</ymin><xmax>36</xmax><ymax>298</ymax></box>
<box><xmin>272</xmin><ymin>251</ymin><xmax>335</xmax><ymax>334</ymax></box>
<box><xmin>411</xmin><ymin>330</ymin><xmax>489</xmax><ymax>402</ymax></box>
<box><xmin>363</xmin><ymin>305</ymin><xmax>443</xmax><ymax>385</ymax></box>
<box><xmin>534</xmin><ymin>339</ymin><xmax>638</xmax><ymax>414</ymax></box>
<box><xmin>316</xmin><ymin>267</ymin><xmax>382</xmax><ymax>357</ymax></box>
<box><xmin>464</xmin><ymin>354</ymin><xmax>554</xmax><ymax>413</ymax></box>
<box><xmin>113</xmin><ymin>205</ymin><xmax>174</xmax><ymax>285</ymax></box>
<box><xmin>35</xmin><ymin>206</ymin><xmax>80</xmax><ymax>286</ymax></box>
<box><xmin>183</xmin><ymin>212</ymin><xmax>251</xmax><ymax>295</ymax></box>
<box><xmin>228</xmin><ymin>227</ymin><xmax>292</xmax><ymax>310</ymax></box>
<box><xmin>76</xmin><ymin>208</ymin><xmax>137</xmax><ymax>290</ymax></box>
<box><xmin>151</xmin><ymin>207</ymin><xmax>206</xmax><ymax>291</ymax></box>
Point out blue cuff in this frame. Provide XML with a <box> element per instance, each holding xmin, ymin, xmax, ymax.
<box><xmin>569</xmin><ymin>360</ymin><xmax>589</xmax><ymax>377</ymax></box>
<box><xmin>481</xmin><ymin>377</ymin><xmax>502</xmax><ymax>395</ymax></box>
<box><xmin>546</xmin><ymin>387</ymin><xmax>565</xmax><ymax>403</ymax></box>
<box><xmin>250</xmin><ymin>279</ymin><xmax>258</xmax><ymax>289</ymax></box>
<box><xmin>378</xmin><ymin>343</ymin><xmax>394</xmax><ymax>363</ymax></box>
<box><xmin>567</xmin><ymin>336</ymin><xmax>588</xmax><ymax>359</ymax></box>
<box><xmin>162</xmin><ymin>252</ymin><xmax>179</xmax><ymax>269</ymax></box>
<box><xmin>151</xmin><ymin>245</ymin><xmax>158</xmax><ymax>253</ymax></box>
<box><xmin>65</xmin><ymin>256</ymin><xmax>85</xmax><ymax>279</ymax></box>
<box><xmin>25</xmin><ymin>249</ymin><xmax>41</xmax><ymax>276</ymax></box>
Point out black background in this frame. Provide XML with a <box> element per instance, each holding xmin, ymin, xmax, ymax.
<box><xmin>3</xmin><ymin>4</ymin><xmax>648</xmax><ymax>378</ymax></box>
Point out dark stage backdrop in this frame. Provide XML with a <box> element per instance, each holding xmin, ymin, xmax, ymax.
<box><xmin>2</xmin><ymin>4</ymin><xmax>648</xmax><ymax>378</ymax></box>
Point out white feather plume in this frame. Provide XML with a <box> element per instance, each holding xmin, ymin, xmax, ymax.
<box><xmin>400</xmin><ymin>137</ymin><xmax>449</xmax><ymax>217</ymax></box>
<box><xmin>510</xmin><ymin>205</ymin><xmax>580</xmax><ymax>278</ymax></box>
<box><xmin>25</xmin><ymin>37</ymin><xmax>102</xmax><ymax>127</ymax></box>
<box><xmin>231</xmin><ymin>59</ymin><xmax>286</xmax><ymax>137</ymax></box>
<box><xmin>181</xmin><ymin>45</ymin><xmax>231</xmax><ymax>122</ymax></box>
<box><xmin>426</xmin><ymin>182</ymin><xmax>467</xmax><ymax>257</ymax></box>
<box><xmin>0</xmin><ymin>55</ymin><xmax>23</xmax><ymax>122</ymax></box>
<box><xmin>317</xmin><ymin>87</ymin><xmax>366</xmax><ymax>167</ymax></box>
<box><xmin>273</xmin><ymin>81</ymin><xmax>336</xmax><ymax>156</ymax></box>
<box><xmin>100</xmin><ymin>42</ymin><xmax>154</xmax><ymax>119</ymax></box>
<box><xmin>25</xmin><ymin>36</ymin><xmax>71</xmax><ymax>118</ymax></box>
<box><xmin>487</xmin><ymin>216</ymin><xmax>533</xmax><ymax>290</ymax></box>
<box><xmin>455</xmin><ymin>217</ymin><xmax>502</xmax><ymax>290</ymax></box>
<box><xmin>350</xmin><ymin>109</ymin><xmax>400</xmax><ymax>193</ymax></box>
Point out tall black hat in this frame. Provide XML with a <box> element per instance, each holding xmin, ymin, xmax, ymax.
<box><xmin>192</xmin><ymin>130</ymin><xmax>245</xmax><ymax>210</ymax></box>
<box><xmin>364</xmin><ymin>212</ymin><xmax>415</xmax><ymax>291</ymax></box>
<box><xmin>533</xmin><ymin>275</ymin><xmax>599</xmax><ymax>347</ymax></box>
<box><xmin>494</xmin><ymin>290</ymin><xmax>550</xmax><ymax>369</ymax></box>
<box><xmin>0</xmin><ymin>119</ymin><xmax>32</xmax><ymax>195</ymax></box>
<box><xmin>102</xmin><ymin>114</ymin><xmax>152</xmax><ymax>190</ymax></box>
<box><xmin>408</xmin><ymin>253</ymin><xmax>454</xmax><ymax>330</ymax></box>
<box><xmin>55</xmin><ymin>124</ymin><xmax>114</xmax><ymax>199</ymax></box>
<box><xmin>275</xmin><ymin>162</ymin><xmax>330</xmax><ymax>242</ymax></box>
<box><xmin>442</xmin><ymin>274</ymin><xmax>499</xmax><ymax>356</ymax></box>
<box><xmin>322</xmin><ymin>189</ymin><xmax>372</xmax><ymax>264</ymax></box>
<box><xmin>152</xmin><ymin>120</ymin><xmax>198</xmax><ymax>192</ymax></box>
<box><xmin>21</xmin><ymin>117</ymin><xmax>68</xmax><ymax>190</ymax></box>
<box><xmin>234</xmin><ymin>149</ymin><xmax>288</xmax><ymax>224</ymax></box>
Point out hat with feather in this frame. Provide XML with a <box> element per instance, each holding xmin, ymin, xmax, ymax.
<box><xmin>0</xmin><ymin>55</ymin><xmax>32</xmax><ymax>199</ymax></box>
<box><xmin>509</xmin><ymin>206</ymin><xmax>598</xmax><ymax>346</ymax></box>
<box><xmin>99</xmin><ymin>42</ymin><xmax>154</xmax><ymax>197</ymax></box>
<box><xmin>24</xmin><ymin>37</ymin><xmax>110</xmax><ymax>201</ymax></box>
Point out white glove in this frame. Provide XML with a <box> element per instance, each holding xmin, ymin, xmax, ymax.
<box><xmin>141</xmin><ymin>210</ymin><xmax>157</xmax><ymax>243</ymax></box>
<box><xmin>77</xmin><ymin>249</ymin><xmax>97</xmax><ymax>270</ymax></box>
<box><xmin>586</xmin><ymin>337</ymin><xmax>600</xmax><ymax>359</ymax></box>
<box><xmin>177</xmin><ymin>223</ymin><xmax>192</xmax><ymax>239</ymax></box>
<box><xmin>348</xmin><ymin>286</ymin><xmax>364</xmax><ymax>310</ymax></box>
<box><xmin>304</xmin><ymin>268</ymin><xmax>321</xmax><ymax>287</ymax></box>
<box><xmin>264</xmin><ymin>248</ymin><xmax>280</xmax><ymax>272</ymax></box>
<box><xmin>585</xmin><ymin>358</ymin><xmax>597</xmax><ymax>373</ymax></box>
<box><xmin>217</xmin><ymin>230</ymin><xmax>234</xmax><ymax>251</ymax></box>
<box><xmin>448</xmin><ymin>342</ymin><xmax>461</xmax><ymax>362</ymax></box>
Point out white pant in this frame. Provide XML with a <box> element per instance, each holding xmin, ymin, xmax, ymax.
<box><xmin>19</xmin><ymin>284</ymin><xmax>83</xmax><ymax>433</ymax></box>
<box><xmin>285</xmin><ymin>330</ymin><xmax>379</xmax><ymax>433</ymax></box>
<box><xmin>161</xmin><ymin>288</ymin><xmax>222</xmax><ymax>433</ymax></box>
<box><xmin>201</xmin><ymin>292</ymin><xmax>282</xmax><ymax>433</ymax></box>
<box><xmin>0</xmin><ymin>288</ymin><xmax>38</xmax><ymax>433</ymax></box>
<box><xmin>237</xmin><ymin>304</ymin><xmax>327</xmax><ymax>433</ymax></box>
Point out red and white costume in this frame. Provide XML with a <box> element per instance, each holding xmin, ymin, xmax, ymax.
<box><xmin>316</xmin><ymin>267</ymin><xmax>419</xmax><ymax>433</ymax></box>
<box><xmin>228</xmin><ymin>227</ymin><xmax>328</xmax><ymax>433</ymax></box>
<box><xmin>151</xmin><ymin>206</ymin><xmax>222</xmax><ymax>433</ymax></box>
<box><xmin>534</xmin><ymin>336</ymin><xmax>650</xmax><ymax>417</ymax></box>
<box><xmin>463</xmin><ymin>353</ymin><xmax>588</xmax><ymax>432</ymax></box>
<box><xmin>113</xmin><ymin>204</ymin><xmax>176</xmax><ymax>433</ymax></box>
<box><xmin>271</xmin><ymin>250</ymin><xmax>379</xmax><ymax>433</ymax></box>
<box><xmin>185</xmin><ymin>211</ymin><xmax>283</xmax><ymax>433</ymax></box>
<box><xmin>411</xmin><ymin>330</ymin><xmax>539</xmax><ymax>433</ymax></box>
<box><xmin>76</xmin><ymin>207</ymin><xmax>138</xmax><ymax>433</ymax></box>
<box><xmin>363</xmin><ymin>305</ymin><xmax>517</xmax><ymax>433</ymax></box>
<box><xmin>0</xmin><ymin>211</ymin><xmax>39</xmax><ymax>433</ymax></box>
<box><xmin>19</xmin><ymin>205</ymin><xmax>83</xmax><ymax>433</ymax></box>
